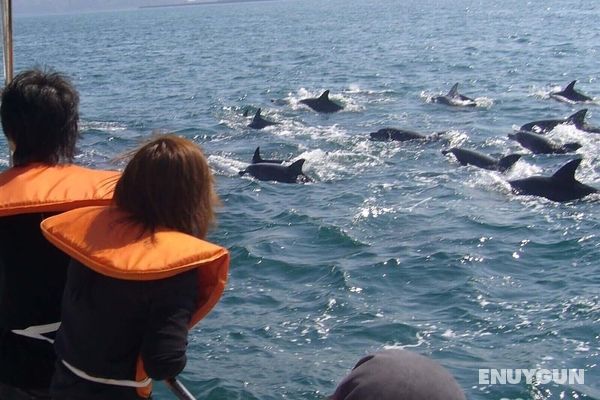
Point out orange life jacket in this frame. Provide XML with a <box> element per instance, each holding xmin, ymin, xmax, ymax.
<box><xmin>41</xmin><ymin>205</ymin><xmax>230</xmax><ymax>398</ymax></box>
<box><xmin>0</xmin><ymin>163</ymin><xmax>119</xmax><ymax>216</ymax></box>
<box><xmin>0</xmin><ymin>163</ymin><xmax>119</xmax><ymax>346</ymax></box>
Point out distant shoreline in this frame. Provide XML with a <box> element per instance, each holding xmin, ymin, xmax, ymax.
<box><xmin>140</xmin><ymin>0</ymin><xmax>278</xmax><ymax>9</ymax></box>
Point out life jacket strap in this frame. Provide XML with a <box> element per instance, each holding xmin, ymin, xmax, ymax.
<box><xmin>11</xmin><ymin>322</ymin><xmax>61</xmax><ymax>344</ymax></box>
<box><xmin>61</xmin><ymin>359</ymin><xmax>152</xmax><ymax>388</ymax></box>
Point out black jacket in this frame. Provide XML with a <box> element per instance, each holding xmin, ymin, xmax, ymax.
<box><xmin>51</xmin><ymin>260</ymin><xmax>198</xmax><ymax>400</ymax></box>
<box><xmin>0</xmin><ymin>212</ymin><xmax>68</xmax><ymax>391</ymax></box>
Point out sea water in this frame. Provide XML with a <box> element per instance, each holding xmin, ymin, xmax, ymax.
<box><xmin>2</xmin><ymin>0</ymin><xmax>599</xmax><ymax>398</ymax></box>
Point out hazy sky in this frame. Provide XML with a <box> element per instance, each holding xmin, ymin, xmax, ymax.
<box><xmin>13</xmin><ymin>0</ymin><xmax>224</xmax><ymax>15</ymax></box>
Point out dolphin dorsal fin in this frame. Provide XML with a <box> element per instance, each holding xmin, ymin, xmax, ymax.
<box><xmin>251</xmin><ymin>109</ymin><xmax>263</xmax><ymax>125</ymax></box>
<box><xmin>566</xmin><ymin>109</ymin><xmax>587</xmax><ymax>126</ymax></box>
<box><xmin>498</xmin><ymin>154</ymin><xmax>522</xmax><ymax>171</ymax></box>
<box><xmin>288</xmin><ymin>159</ymin><xmax>305</xmax><ymax>175</ymax></box>
<box><xmin>252</xmin><ymin>147</ymin><xmax>262</xmax><ymax>163</ymax></box>
<box><xmin>564</xmin><ymin>80</ymin><xmax>577</xmax><ymax>93</ymax></box>
<box><xmin>447</xmin><ymin>83</ymin><xmax>459</xmax><ymax>97</ymax></box>
<box><xmin>552</xmin><ymin>158</ymin><xmax>582</xmax><ymax>182</ymax></box>
<box><xmin>319</xmin><ymin>90</ymin><xmax>330</xmax><ymax>100</ymax></box>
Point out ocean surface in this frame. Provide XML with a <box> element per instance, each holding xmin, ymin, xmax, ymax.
<box><xmin>2</xmin><ymin>0</ymin><xmax>599</xmax><ymax>398</ymax></box>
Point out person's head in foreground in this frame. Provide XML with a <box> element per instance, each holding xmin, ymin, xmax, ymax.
<box><xmin>330</xmin><ymin>349</ymin><xmax>466</xmax><ymax>400</ymax></box>
<box><xmin>1</xmin><ymin>68</ymin><xmax>79</xmax><ymax>166</ymax></box>
<box><xmin>114</xmin><ymin>134</ymin><xmax>218</xmax><ymax>238</ymax></box>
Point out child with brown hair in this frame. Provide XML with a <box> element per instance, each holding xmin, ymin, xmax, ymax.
<box><xmin>41</xmin><ymin>135</ymin><xmax>229</xmax><ymax>399</ymax></box>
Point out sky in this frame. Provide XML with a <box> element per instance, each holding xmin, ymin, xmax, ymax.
<box><xmin>12</xmin><ymin>0</ymin><xmax>234</xmax><ymax>15</ymax></box>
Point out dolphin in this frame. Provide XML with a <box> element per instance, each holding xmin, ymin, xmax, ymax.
<box><xmin>369</xmin><ymin>128</ymin><xmax>444</xmax><ymax>142</ymax></box>
<box><xmin>299</xmin><ymin>90</ymin><xmax>343</xmax><ymax>113</ymax></box>
<box><xmin>442</xmin><ymin>148</ymin><xmax>521</xmax><ymax>172</ymax></box>
<box><xmin>248</xmin><ymin>108</ymin><xmax>280</xmax><ymax>129</ymax></box>
<box><xmin>252</xmin><ymin>147</ymin><xmax>284</xmax><ymax>164</ymax></box>
<box><xmin>550</xmin><ymin>80</ymin><xmax>593</xmax><ymax>103</ymax></box>
<box><xmin>519</xmin><ymin>109</ymin><xmax>588</xmax><ymax>134</ymax></box>
<box><xmin>509</xmin><ymin>158</ymin><xmax>597</xmax><ymax>202</ymax></box>
<box><xmin>239</xmin><ymin>159</ymin><xmax>311</xmax><ymax>183</ymax></box>
<box><xmin>431</xmin><ymin>83</ymin><xmax>477</xmax><ymax>107</ymax></box>
<box><xmin>572</xmin><ymin>110</ymin><xmax>600</xmax><ymax>133</ymax></box>
<box><xmin>508</xmin><ymin>130</ymin><xmax>581</xmax><ymax>154</ymax></box>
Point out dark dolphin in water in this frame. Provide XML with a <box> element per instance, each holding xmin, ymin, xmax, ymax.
<box><xmin>442</xmin><ymin>147</ymin><xmax>521</xmax><ymax>172</ymax></box>
<box><xmin>299</xmin><ymin>90</ymin><xmax>343</xmax><ymax>113</ymax></box>
<box><xmin>252</xmin><ymin>147</ymin><xmax>284</xmax><ymax>164</ymax></box>
<box><xmin>519</xmin><ymin>109</ymin><xmax>588</xmax><ymax>134</ymax></box>
<box><xmin>369</xmin><ymin>128</ymin><xmax>444</xmax><ymax>142</ymax></box>
<box><xmin>508</xmin><ymin>130</ymin><xmax>581</xmax><ymax>154</ymax></box>
<box><xmin>239</xmin><ymin>159</ymin><xmax>311</xmax><ymax>183</ymax></box>
<box><xmin>509</xmin><ymin>158</ymin><xmax>597</xmax><ymax>202</ymax></box>
<box><xmin>574</xmin><ymin>110</ymin><xmax>600</xmax><ymax>133</ymax></box>
<box><xmin>550</xmin><ymin>80</ymin><xmax>593</xmax><ymax>103</ymax></box>
<box><xmin>248</xmin><ymin>108</ymin><xmax>280</xmax><ymax>129</ymax></box>
<box><xmin>431</xmin><ymin>83</ymin><xmax>477</xmax><ymax>107</ymax></box>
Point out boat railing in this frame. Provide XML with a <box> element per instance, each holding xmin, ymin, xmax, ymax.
<box><xmin>1</xmin><ymin>0</ymin><xmax>12</xmax><ymax>85</ymax></box>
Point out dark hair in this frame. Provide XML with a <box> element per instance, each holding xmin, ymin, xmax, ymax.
<box><xmin>114</xmin><ymin>135</ymin><xmax>218</xmax><ymax>239</ymax></box>
<box><xmin>1</xmin><ymin>68</ymin><xmax>79</xmax><ymax>166</ymax></box>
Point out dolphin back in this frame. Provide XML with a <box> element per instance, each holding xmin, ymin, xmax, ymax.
<box><xmin>300</xmin><ymin>90</ymin><xmax>343</xmax><ymax>113</ymax></box>
<box><xmin>371</xmin><ymin>128</ymin><xmax>426</xmax><ymax>141</ymax></box>
<box><xmin>509</xmin><ymin>158</ymin><xmax>597</xmax><ymax>202</ymax></box>
<box><xmin>433</xmin><ymin>83</ymin><xmax>476</xmax><ymax>106</ymax></box>
<box><xmin>248</xmin><ymin>108</ymin><xmax>279</xmax><ymax>129</ymax></box>
<box><xmin>510</xmin><ymin>130</ymin><xmax>559</xmax><ymax>154</ymax></box>
<box><xmin>552</xmin><ymin>80</ymin><xmax>593</xmax><ymax>103</ymax></box>
<box><xmin>443</xmin><ymin>147</ymin><xmax>497</xmax><ymax>169</ymax></box>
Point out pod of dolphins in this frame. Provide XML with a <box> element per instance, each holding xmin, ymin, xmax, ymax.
<box><xmin>238</xmin><ymin>81</ymin><xmax>598</xmax><ymax>202</ymax></box>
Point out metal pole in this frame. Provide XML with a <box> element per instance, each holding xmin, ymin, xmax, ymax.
<box><xmin>165</xmin><ymin>377</ymin><xmax>197</xmax><ymax>400</ymax></box>
<box><xmin>1</xmin><ymin>0</ymin><xmax>13</xmax><ymax>85</ymax></box>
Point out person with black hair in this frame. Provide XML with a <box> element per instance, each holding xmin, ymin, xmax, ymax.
<box><xmin>0</xmin><ymin>68</ymin><xmax>120</xmax><ymax>399</ymax></box>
